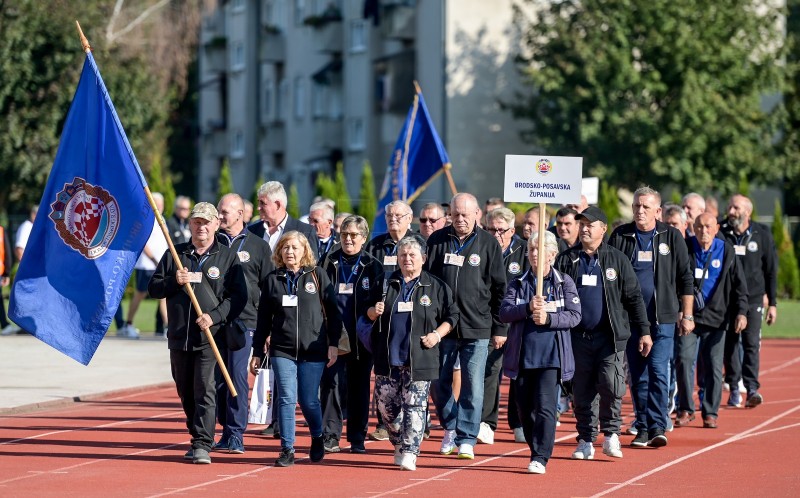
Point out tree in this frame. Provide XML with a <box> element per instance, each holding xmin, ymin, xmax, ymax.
<box><xmin>333</xmin><ymin>162</ymin><xmax>353</xmax><ymax>214</ymax></box>
<box><xmin>508</xmin><ymin>0</ymin><xmax>789</xmax><ymax>195</ymax></box>
<box><xmin>778</xmin><ymin>0</ymin><xmax>800</xmax><ymax>214</ymax></box>
<box><xmin>148</xmin><ymin>152</ymin><xmax>176</xmax><ymax>217</ymax></box>
<box><xmin>315</xmin><ymin>172</ymin><xmax>337</xmax><ymax>203</ymax></box>
<box><xmin>772</xmin><ymin>200</ymin><xmax>800</xmax><ymax>298</ymax></box>
<box><xmin>598</xmin><ymin>182</ymin><xmax>621</xmax><ymax>224</ymax></box>
<box><xmin>357</xmin><ymin>161</ymin><xmax>378</xmax><ymax>222</ymax></box>
<box><xmin>288</xmin><ymin>183</ymin><xmax>300</xmax><ymax>219</ymax></box>
<box><xmin>251</xmin><ymin>174</ymin><xmax>265</xmax><ymax>207</ymax></box>
<box><xmin>217</xmin><ymin>159</ymin><xmax>234</xmax><ymax>202</ymax></box>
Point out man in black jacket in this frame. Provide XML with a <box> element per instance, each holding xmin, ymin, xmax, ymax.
<box><xmin>675</xmin><ymin>213</ymin><xmax>748</xmax><ymax>429</ymax></box>
<box><xmin>365</xmin><ymin>200</ymin><xmax>415</xmax><ymax>276</ymax></box>
<box><xmin>149</xmin><ymin>202</ymin><xmax>248</xmax><ymax>465</ymax></box>
<box><xmin>166</xmin><ymin>196</ymin><xmax>192</xmax><ymax>244</ymax></box>
<box><xmin>609</xmin><ymin>188</ymin><xmax>694</xmax><ymax>448</ymax></box>
<box><xmin>248</xmin><ymin>181</ymin><xmax>319</xmax><ymax>258</ymax></box>
<box><xmin>719</xmin><ymin>194</ymin><xmax>777</xmax><ymax>408</ymax></box>
<box><xmin>425</xmin><ymin>193</ymin><xmax>507</xmax><ymax>460</ymax></box>
<box><xmin>213</xmin><ymin>194</ymin><xmax>273</xmax><ymax>454</ymax></box>
<box><xmin>554</xmin><ymin>206</ymin><xmax>651</xmax><ymax>461</ymax></box>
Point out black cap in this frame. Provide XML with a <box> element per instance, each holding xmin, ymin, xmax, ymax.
<box><xmin>575</xmin><ymin>206</ymin><xmax>608</xmax><ymax>225</ymax></box>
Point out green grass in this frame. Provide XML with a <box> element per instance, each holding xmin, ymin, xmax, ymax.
<box><xmin>114</xmin><ymin>297</ymin><xmax>160</xmax><ymax>335</ymax></box>
<box><xmin>763</xmin><ymin>299</ymin><xmax>800</xmax><ymax>339</ymax></box>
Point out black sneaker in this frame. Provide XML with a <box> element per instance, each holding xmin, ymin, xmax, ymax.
<box><xmin>260</xmin><ymin>423</ymin><xmax>276</xmax><ymax>436</ymax></box>
<box><xmin>324</xmin><ymin>435</ymin><xmax>341</xmax><ymax>453</ymax></box>
<box><xmin>631</xmin><ymin>430</ymin><xmax>649</xmax><ymax>447</ymax></box>
<box><xmin>310</xmin><ymin>436</ymin><xmax>325</xmax><ymax>462</ymax></box>
<box><xmin>746</xmin><ymin>391</ymin><xmax>763</xmax><ymax>408</ymax></box>
<box><xmin>350</xmin><ymin>441</ymin><xmax>366</xmax><ymax>454</ymax></box>
<box><xmin>647</xmin><ymin>430</ymin><xmax>668</xmax><ymax>448</ymax></box>
<box><xmin>275</xmin><ymin>448</ymin><xmax>294</xmax><ymax>467</ymax></box>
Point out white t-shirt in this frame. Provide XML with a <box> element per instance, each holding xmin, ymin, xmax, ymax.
<box><xmin>135</xmin><ymin>219</ymin><xmax>169</xmax><ymax>271</ymax></box>
<box><xmin>15</xmin><ymin>220</ymin><xmax>33</xmax><ymax>250</ymax></box>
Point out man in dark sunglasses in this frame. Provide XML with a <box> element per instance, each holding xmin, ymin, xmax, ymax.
<box><xmin>418</xmin><ymin>203</ymin><xmax>447</xmax><ymax>239</ymax></box>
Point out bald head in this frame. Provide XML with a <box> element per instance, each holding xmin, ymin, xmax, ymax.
<box><xmin>451</xmin><ymin>193</ymin><xmax>480</xmax><ymax>237</ymax></box>
<box><xmin>727</xmin><ymin>194</ymin><xmax>753</xmax><ymax>233</ymax></box>
<box><xmin>218</xmin><ymin>193</ymin><xmax>245</xmax><ymax>235</ymax></box>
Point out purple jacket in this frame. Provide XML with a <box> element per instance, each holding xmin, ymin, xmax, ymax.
<box><xmin>499</xmin><ymin>267</ymin><xmax>581</xmax><ymax>382</ymax></box>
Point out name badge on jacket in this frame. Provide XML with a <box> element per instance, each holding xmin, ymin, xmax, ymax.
<box><xmin>638</xmin><ymin>251</ymin><xmax>653</xmax><ymax>262</ymax></box>
<box><xmin>338</xmin><ymin>283</ymin><xmax>354</xmax><ymax>294</ymax></box>
<box><xmin>444</xmin><ymin>253</ymin><xmax>464</xmax><ymax>266</ymax></box>
<box><xmin>188</xmin><ymin>272</ymin><xmax>203</xmax><ymax>283</ymax></box>
<box><xmin>581</xmin><ymin>274</ymin><xmax>597</xmax><ymax>287</ymax></box>
<box><xmin>694</xmin><ymin>268</ymin><xmax>708</xmax><ymax>279</ymax></box>
<box><xmin>383</xmin><ymin>256</ymin><xmax>397</xmax><ymax>266</ymax></box>
<box><xmin>397</xmin><ymin>302</ymin><xmax>414</xmax><ymax>312</ymax></box>
<box><xmin>282</xmin><ymin>295</ymin><xmax>298</xmax><ymax>307</ymax></box>
<box><xmin>734</xmin><ymin>245</ymin><xmax>746</xmax><ymax>256</ymax></box>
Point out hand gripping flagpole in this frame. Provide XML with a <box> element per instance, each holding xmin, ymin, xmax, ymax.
<box><xmin>75</xmin><ymin>21</ymin><xmax>238</xmax><ymax>397</ymax></box>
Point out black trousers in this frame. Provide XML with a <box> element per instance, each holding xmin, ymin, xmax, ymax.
<box><xmin>321</xmin><ymin>359</ymin><xmax>346</xmax><ymax>439</ymax></box>
<box><xmin>346</xmin><ymin>351</ymin><xmax>374</xmax><ymax>443</ymax></box>
<box><xmin>515</xmin><ymin>368</ymin><xmax>559</xmax><ymax>465</ymax></box>
<box><xmin>724</xmin><ymin>304</ymin><xmax>762</xmax><ymax>394</ymax></box>
<box><xmin>481</xmin><ymin>341</ymin><xmax>504</xmax><ymax>430</ymax></box>
<box><xmin>676</xmin><ymin>324</ymin><xmax>725</xmax><ymax>418</ymax></box>
<box><xmin>170</xmin><ymin>347</ymin><xmax>217</xmax><ymax>451</ymax></box>
<box><xmin>571</xmin><ymin>332</ymin><xmax>624</xmax><ymax>441</ymax></box>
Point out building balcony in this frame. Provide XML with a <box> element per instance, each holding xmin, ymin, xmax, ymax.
<box><xmin>204</xmin><ymin>129</ymin><xmax>228</xmax><ymax>158</ymax></box>
<box><xmin>380</xmin><ymin>3</ymin><xmax>415</xmax><ymax>40</ymax></box>
<box><xmin>262</xmin><ymin>123</ymin><xmax>286</xmax><ymax>153</ymax></box>
<box><xmin>312</xmin><ymin>118</ymin><xmax>344</xmax><ymax>149</ymax></box>
<box><xmin>260</xmin><ymin>31</ymin><xmax>286</xmax><ymax>63</ymax></box>
<box><xmin>312</xmin><ymin>21</ymin><xmax>343</xmax><ymax>53</ymax></box>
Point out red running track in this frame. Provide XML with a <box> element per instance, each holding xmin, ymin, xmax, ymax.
<box><xmin>1</xmin><ymin>339</ymin><xmax>799</xmax><ymax>497</ymax></box>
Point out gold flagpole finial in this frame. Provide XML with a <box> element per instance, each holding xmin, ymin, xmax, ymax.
<box><xmin>75</xmin><ymin>21</ymin><xmax>91</xmax><ymax>54</ymax></box>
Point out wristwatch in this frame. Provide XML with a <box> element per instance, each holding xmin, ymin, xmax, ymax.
<box><xmin>682</xmin><ymin>315</ymin><xmax>694</xmax><ymax>322</ymax></box>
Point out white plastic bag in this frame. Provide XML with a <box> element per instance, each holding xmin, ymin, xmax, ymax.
<box><xmin>248</xmin><ymin>368</ymin><xmax>273</xmax><ymax>425</ymax></box>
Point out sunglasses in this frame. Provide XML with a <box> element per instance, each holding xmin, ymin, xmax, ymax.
<box><xmin>419</xmin><ymin>216</ymin><xmax>443</xmax><ymax>224</ymax></box>
<box><xmin>340</xmin><ymin>232</ymin><xmax>363</xmax><ymax>240</ymax></box>
<box><xmin>485</xmin><ymin>227</ymin><xmax>512</xmax><ymax>235</ymax></box>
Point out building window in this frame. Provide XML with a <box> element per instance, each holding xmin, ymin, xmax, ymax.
<box><xmin>263</xmin><ymin>79</ymin><xmax>275</xmax><ymax>120</ymax></box>
<box><xmin>277</xmin><ymin>79</ymin><xmax>288</xmax><ymax>121</ymax></box>
<box><xmin>231</xmin><ymin>41</ymin><xmax>245</xmax><ymax>71</ymax></box>
<box><xmin>232</xmin><ymin>129</ymin><xmax>245</xmax><ymax>158</ymax></box>
<box><xmin>232</xmin><ymin>0</ymin><xmax>245</xmax><ymax>12</ymax></box>
<box><xmin>294</xmin><ymin>0</ymin><xmax>305</xmax><ymax>25</ymax></box>
<box><xmin>311</xmin><ymin>82</ymin><xmax>327</xmax><ymax>118</ymax></box>
<box><xmin>294</xmin><ymin>77</ymin><xmax>306</xmax><ymax>119</ymax></box>
<box><xmin>347</xmin><ymin>117</ymin><xmax>365</xmax><ymax>151</ymax></box>
<box><xmin>349</xmin><ymin>20</ymin><xmax>366</xmax><ymax>53</ymax></box>
<box><xmin>265</xmin><ymin>0</ymin><xmax>287</xmax><ymax>30</ymax></box>
<box><xmin>329</xmin><ymin>86</ymin><xmax>343</xmax><ymax>119</ymax></box>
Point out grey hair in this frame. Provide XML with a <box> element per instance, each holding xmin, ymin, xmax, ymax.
<box><xmin>257</xmin><ymin>181</ymin><xmax>288</xmax><ymax>205</ymax></box>
<box><xmin>309</xmin><ymin>201</ymin><xmax>334</xmax><ymax>221</ymax></box>
<box><xmin>528</xmin><ymin>230</ymin><xmax>559</xmax><ymax>256</ymax></box>
<box><xmin>633</xmin><ymin>186</ymin><xmax>661</xmax><ymax>205</ymax></box>
<box><xmin>385</xmin><ymin>200</ymin><xmax>412</xmax><ymax>216</ymax></box>
<box><xmin>152</xmin><ymin>192</ymin><xmax>164</xmax><ymax>204</ymax></box>
<box><xmin>663</xmin><ymin>203</ymin><xmax>687</xmax><ymax>223</ymax></box>
<box><xmin>174</xmin><ymin>195</ymin><xmax>191</xmax><ymax>208</ymax></box>
<box><xmin>396</xmin><ymin>235</ymin><xmax>427</xmax><ymax>256</ymax></box>
<box><xmin>681</xmin><ymin>192</ymin><xmax>705</xmax><ymax>210</ymax></box>
<box><xmin>340</xmin><ymin>215</ymin><xmax>370</xmax><ymax>238</ymax></box>
<box><xmin>485</xmin><ymin>207</ymin><xmax>515</xmax><ymax>225</ymax></box>
<box><xmin>451</xmin><ymin>192</ymin><xmax>478</xmax><ymax>209</ymax></box>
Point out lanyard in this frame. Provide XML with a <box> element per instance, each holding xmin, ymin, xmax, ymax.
<box><xmin>400</xmin><ymin>278</ymin><xmax>418</xmax><ymax>302</ymax></box>
<box><xmin>581</xmin><ymin>253</ymin><xmax>599</xmax><ymax>275</ymax></box>
<box><xmin>450</xmin><ymin>231</ymin><xmax>477</xmax><ymax>255</ymax></box>
<box><xmin>532</xmin><ymin>276</ymin><xmax>554</xmax><ymax>301</ymax></box>
<box><xmin>191</xmin><ymin>253</ymin><xmax>211</xmax><ymax>273</ymax></box>
<box><xmin>635</xmin><ymin>228</ymin><xmax>656</xmax><ymax>252</ymax></box>
<box><xmin>284</xmin><ymin>271</ymin><xmax>301</xmax><ymax>295</ymax></box>
<box><xmin>339</xmin><ymin>252</ymin><xmax>363</xmax><ymax>285</ymax></box>
<box><xmin>221</xmin><ymin>233</ymin><xmax>248</xmax><ymax>253</ymax></box>
<box><xmin>736</xmin><ymin>228</ymin><xmax>752</xmax><ymax>246</ymax></box>
<box><xmin>385</xmin><ymin>242</ymin><xmax>398</xmax><ymax>256</ymax></box>
<box><xmin>320</xmin><ymin>236</ymin><xmax>335</xmax><ymax>255</ymax></box>
<box><xmin>503</xmin><ymin>240</ymin><xmax>514</xmax><ymax>258</ymax></box>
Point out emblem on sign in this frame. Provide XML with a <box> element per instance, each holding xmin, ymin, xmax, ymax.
<box><xmin>49</xmin><ymin>176</ymin><xmax>120</xmax><ymax>260</ymax></box>
<box><xmin>536</xmin><ymin>158</ymin><xmax>553</xmax><ymax>175</ymax></box>
<box><xmin>605</xmin><ymin>268</ymin><xmax>618</xmax><ymax>281</ymax></box>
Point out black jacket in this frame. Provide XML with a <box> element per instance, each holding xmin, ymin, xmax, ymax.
<box><xmin>149</xmin><ymin>240</ymin><xmax>248</xmax><ymax>351</ymax></box>
<box><xmin>369</xmin><ymin>270</ymin><xmax>459</xmax><ymax>381</ymax></box>
<box><xmin>317</xmin><ymin>230</ymin><xmax>341</xmax><ymax>260</ymax></box>
<box><xmin>1</xmin><ymin>225</ymin><xmax>11</xmax><ymax>277</ymax></box>
<box><xmin>247</xmin><ymin>215</ymin><xmax>320</xmax><ymax>258</ymax></box>
<box><xmin>554</xmin><ymin>241</ymin><xmax>650</xmax><ymax>350</ymax></box>
<box><xmin>365</xmin><ymin>229</ymin><xmax>415</xmax><ymax>275</ymax></box>
<box><xmin>503</xmin><ymin>234</ymin><xmax>530</xmax><ymax>283</ymax></box>
<box><xmin>718</xmin><ymin>220</ymin><xmax>778</xmax><ymax>307</ymax></box>
<box><xmin>254</xmin><ymin>266</ymin><xmax>343</xmax><ymax>362</ymax></box>
<box><xmin>216</xmin><ymin>230</ymin><xmax>274</xmax><ymax>329</ymax></box>
<box><xmin>608</xmin><ymin>221</ymin><xmax>694</xmax><ymax>324</ymax></box>
<box><xmin>687</xmin><ymin>238</ymin><xmax>749</xmax><ymax>329</ymax></box>
<box><xmin>166</xmin><ymin>214</ymin><xmax>191</xmax><ymax>244</ymax></box>
<box><xmin>425</xmin><ymin>224</ymin><xmax>507</xmax><ymax>339</ymax></box>
<box><xmin>320</xmin><ymin>247</ymin><xmax>383</xmax><ymax>360</ymax></box>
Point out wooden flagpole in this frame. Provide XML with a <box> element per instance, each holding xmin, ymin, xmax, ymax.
<box><xmin>536</xmin><ymin>203</ymin><xmax>546</xmax><ymax>297</ymax></box>
<box><xmin>75</xmin><ymin>21</ymin><xmax>237</xmax><ymax>397</ymax></box>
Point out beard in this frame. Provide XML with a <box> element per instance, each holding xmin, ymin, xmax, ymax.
<box><xmin>728</xmin><ymin>215</ymin><xmax>746</xmax><ymax>230</ymax></box>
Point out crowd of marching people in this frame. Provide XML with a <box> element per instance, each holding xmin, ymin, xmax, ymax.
<box><xmin>1</xmin><ymin>180</ymin><xmax>776</xmax><ymax>475</ymax></box>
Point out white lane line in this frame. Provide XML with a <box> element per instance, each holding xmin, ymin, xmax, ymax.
<box><xmin>733</xmin><ymin>422</ymin><xmax>800</xmax><ymax>440</ymax></box>
<box><xmin>589</xmin><ymin>403</ymin><xmax>800</xmax><ymax>498</ymax></box>
<box><xmin>760</xmin><ymin>355</ymin><xmax>800</xmax><ymax>375</ymax></box>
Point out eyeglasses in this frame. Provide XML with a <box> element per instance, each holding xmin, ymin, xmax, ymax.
<box><xmin>486</xmin><ymin>227</ymin><xmax>512</xmax><ymax>235</ymax></box>
<box><xmin>386</xmin><ymin>213</ymin><xmax>410</xmax><ymax>220</ymax></box>
<box><xmin>419</xmin><ymin>216</ymin><xmax>443</xmax><ymax>224</ymax></box>
<box><xmin>341</xmin><ymin>232</ymin><xmax>363</xmax><ymax>240</ymax></box>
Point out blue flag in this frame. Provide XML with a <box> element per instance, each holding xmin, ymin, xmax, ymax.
<box><xmin>373</xmin><ymin>90</ymin><xmax>450</xmax><ymax>235</ymax></box>
<box><xmin>9</xmin><ymin>53</ymin><xmax>155</xmax><ymax>365</ymax></box>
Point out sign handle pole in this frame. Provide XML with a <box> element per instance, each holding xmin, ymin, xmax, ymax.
<box><xmin>536</xmin><ymin>203</ymin><xmax>546</xmax><ymax>298</ymax></box>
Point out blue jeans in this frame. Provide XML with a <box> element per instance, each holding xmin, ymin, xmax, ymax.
<box><xmin>215</xmin><ymin>329</ymin><xmax>254</xmax><ymax>440</ymax></box>
<box><xmin>271</xmin><ymin>356</ymin><xmax>326</xmax><ymax>451</ymax></box>
<box><xmin>627</xmin><ymin>323</ymin><xmax>675</xmax><ymax>432</ymax></box>
<box><xmin>433</xmin><ymin>337</ymin><xmax>489</xmax><ymax>446</ymax></box>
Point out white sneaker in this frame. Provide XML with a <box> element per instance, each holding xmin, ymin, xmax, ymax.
<box><xmin>527</xmin><ymin>460</ymin><xmax>546</xmax><ymax>474</ymax></box>
<box><xmin>738</xmin><ymin>379</ymin><xmax>747</xmax><ymax>393</ymax></box>
<box><xmin>399</xmin><ymin>452</ymin><xmax>417</xmax><ymax>471</ymax></box>
<box><xmin>513</xmin><ymin>427</ymin><xmax>526</xmax><ymax>443</ymax></box>
<box><xmin>440</xmin><ymin>429</ymin><xmax>456</xmax><ymax>455</ymax></box>
<box><xmin>117</xmin><ymin>324</ymin><xmax>140</xmax><ymax>339</ymax></box>
<box><xmin>477</xmin><ymin>422</ymin><xmax>494</xmax><ymax>445</ymax></box>
<box><xmin>602</xmin><ymin>433</ymin><xmax>623</xmax><ymax>458</ymax></box>
<box><xmin>393</xmin><ymin>446</ymin><xmax>403</xmax><ymax>466</ymax></box>
<box><xmin>457</xmin><ymin>443</ymin><xmax>474</xmax><ymax>460</ymax></box>
<box><xmin>572</xmin><ymin>440</ymin><xmax>594</xmax><ymax>460</ymax></box>
<box><xmin>1</xmin><ymin>323</ymin><xmax>20</xmax><ymax>336</ymax></box>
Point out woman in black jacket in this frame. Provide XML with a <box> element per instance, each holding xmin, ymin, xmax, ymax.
<box><xmin>365</xmin><ymin>235</ymin><xmax>458</xmax><ymax>471</ymax></box>
<box><xmin>319</xmin><ymin>215</ymin><xmax>383</xmax><ymax>454</ymax></box>
<box><xmin>251</xmin><ymin>231</ymin><xmax>342</xmax><ymax>468</ymax></box>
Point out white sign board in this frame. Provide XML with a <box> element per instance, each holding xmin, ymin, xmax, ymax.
<box><xmin>582</xmin><ymin>177</ymin><xmax>599</xmax><ymax>204</ymax></box>
<box><xmin>503</xmin><ymin>155</ymin><xmax>583</xmax><ymax>204</ymax></box>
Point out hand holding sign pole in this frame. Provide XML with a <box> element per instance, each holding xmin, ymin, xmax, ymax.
<box><xmin>504</xmin><ymin>155</ymin><xmax>583</xmax><ymax>297</ymax></box>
